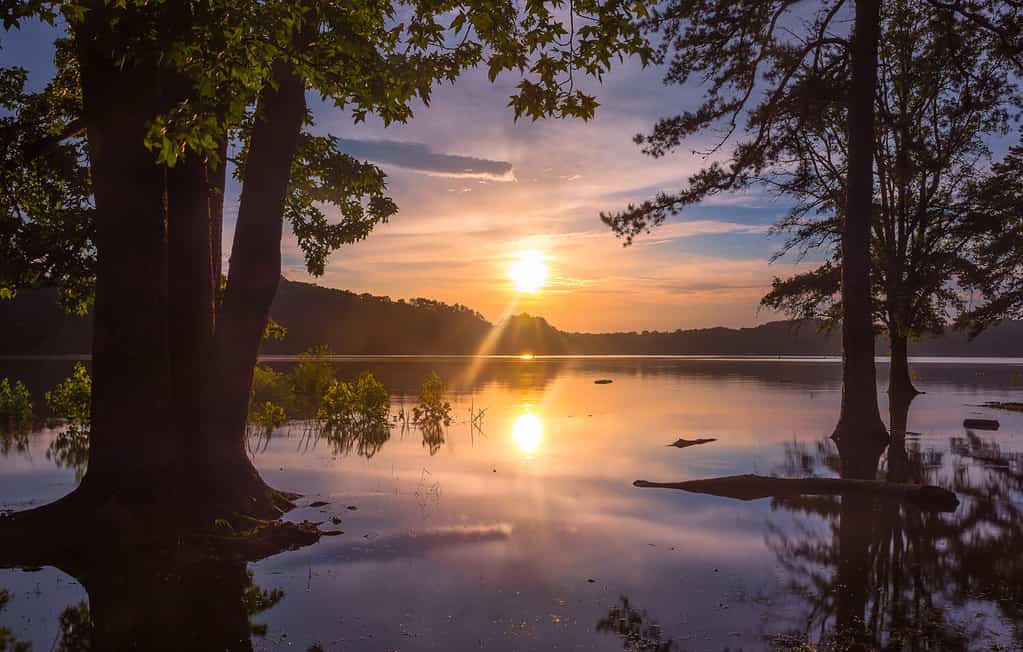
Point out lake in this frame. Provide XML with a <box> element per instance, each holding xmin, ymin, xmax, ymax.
<box><xmin>2</xmin><ymin>356</ymin><xmax>1022</xmax><ymax>650</ymax></box>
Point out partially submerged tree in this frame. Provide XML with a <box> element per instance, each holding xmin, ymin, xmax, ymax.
<box><xmin>760</xmin><ymin>0</ymin><xmax>1019</xmax><ymax>406</ymax></box>
<box><xmin>0</xmin><ymin>0</ymin><xmax>652</xmax><ymax>552</ymax></box>
<box><xmin>601</xmin><ymin>0</ymin><xmax>1022</xmax><ymax>473</ymax></box>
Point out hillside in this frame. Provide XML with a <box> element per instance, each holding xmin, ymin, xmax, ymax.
<box><xmin>2</xmin><ymin>279</ymin><xmax>1022</xmax><ymax>356</ymax></box>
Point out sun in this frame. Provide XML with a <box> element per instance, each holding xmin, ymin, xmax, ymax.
<box><xmin>508</xmin><ymin>251</ymin><xmax>548</xmax><ymax>293</ymax></box>
<box><xmin>512</xmin><ymin>411</ymin><xmax>543</xmax><ymax>454</ymax></box>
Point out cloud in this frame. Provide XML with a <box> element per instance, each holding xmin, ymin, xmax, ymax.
<box><xmin>337</xmin><ymin>138</ymin><xmax>516</xmax><ymax>181</ymax></box>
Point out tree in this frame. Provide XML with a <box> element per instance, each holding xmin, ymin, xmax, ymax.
<box><xmin>958</xmin><ymin>133</ymin><xmax>1023</xmax><ymax>332</ymax></box>
<box><xmin>600</xmin><ymin>0</ymin><xmax>1022</xmax><ymax>474</ymax></box>
<box><xmin>760</xmin><ymin>0</ymin><xmax>1019</xmax><ymax>406</ymax></box>
<box><xmin>0</xmin><ymin>0</ymin><xmax>653</xmax><ymax>552</ymax></box>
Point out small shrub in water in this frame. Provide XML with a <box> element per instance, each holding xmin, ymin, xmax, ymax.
<box><xmin>413</xmin><ymin>371</ymin><xmax>452</xmax><ymax>426</ymax></box>
<box><xmin>249</xmin><ymin>401</ymin><xmax>288</xmax><ymax>434</ymax></box>
<box><xmin>44</xmin><ymin>363</ymin><xmax>93</xmax><ymax>479</ymax></box>
<box><xmin>318</xmin><ymin>372</ymin><xmax>391</xmax><ymax>430</ymax></box>
<box><xmin>317</xmin><ymin>372</ymin><xmax>392</xmax><ymax>458</ymax></box>
<box><xmin>0</xmin><ymin>378</ymin><xmax>32</xmax><ymax>432</ymax></box>
<box><xmin>290</xmin><ymin>346</ymin><xmax>335</xmax><ymax>417</ymax></box>
<box><xmin>250</xmin><ymin>365</ymin><xmax>296</xmax><ymax>418</ymax></box>
<box><xmin>45</xmin><ymin>362</ymin><xmax>91</xmax><ymax>428</ymax></box>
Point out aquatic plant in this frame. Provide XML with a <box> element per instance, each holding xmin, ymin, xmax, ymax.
<box><xmin>45</xmin><ymin>362</ymin><xmax>91</xmax><ymax>428</ymax></box>
<box><xmin>412</xmin><ymin>372</ymin><xmax>452</xmax><ymax>455</ymax></box>
<box><xmin>318</xmin><ymin>371</ymin><xmax>390</xmax><ymax>429</ymax></box>
<box><xmin>316</xmin><ymin>372</ymin><xmax>392</xmax><ymax>458</ymax></box>
<box><xmin>248</xmin><ymin>401</ymin><xmax>288</xmax><ymax>436</ymax></box>
<box><xmin>249</xmin><ymin>365</ymin><xmax>296</xmax><ymax>416</ymax></box>
<box><xmin>0</xmin><ymin>378</ymin><xmax>32</xmax><ymax>434</ymax></box>
<box><xmin>290</xmin><ymin>346</ymin><xmax>335</xmax><ymax>416</ymax></box>
<box><xmin>44</xmin><ymin>362</ymin><xmax>93</xmax><ymax>479</ymax></box>
<box><xmin>412</xmin><ymin>371</ymin><xmax>452</xmax><ymax>426</ymax></box>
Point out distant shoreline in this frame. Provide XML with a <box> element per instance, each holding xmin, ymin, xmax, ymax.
<box><xmin>3</xmin><ymin>354</ymin><xmax>1023</xmax><ymax>364</ymax></box>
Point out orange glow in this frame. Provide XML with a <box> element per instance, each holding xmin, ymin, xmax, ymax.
<box><xmin>508</xmin><ymin>251</ymin><xmax>548</xmax><ymax>293</ymax></box>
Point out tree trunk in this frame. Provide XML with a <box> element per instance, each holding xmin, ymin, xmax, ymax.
<box><xmin>887</xmin><ymin>333</ymin><xmax>919</xmax><ymax>406</ymax></box>
<box><xmin>834</xmin><ymin>0</ymin><xmax>889</xmax><ymax>473</ymax></box>
<box><xmin>167</xmin><ymin>151</ymin><xmax>215</xmax><ymax>452</ymax></box>
<box><xmin>208</xmin><ymin>60</ymin><xmax>306</xmax><ymax>512</ymax></box>
<box><xmin>834</xmin><ymin>495</ymin><xmax>876</xmax><ymax>651</ymax></box>
<box><xmin>73</xmin><ymin>14</ymin><xmax>176</xmax><ymax>493</ymax></box>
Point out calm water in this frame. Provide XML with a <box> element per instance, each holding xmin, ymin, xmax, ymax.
<box><xmin>2</xmin><ymin>357</ymin><xmax>1023</xmax><ymax>650</ymax></box>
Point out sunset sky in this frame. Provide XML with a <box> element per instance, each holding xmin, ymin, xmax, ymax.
<box><xmin>4</xmin><ymin>19</ymin><xmax>822</xmax><ymax>333</ymax></box>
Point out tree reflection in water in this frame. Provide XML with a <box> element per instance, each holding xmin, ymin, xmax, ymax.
<box><xmin>767</xmin><ymin>395</ymin><xmax>1023</xmax><ymax>650</ymax></box>
<box><xmin>0</xmin><ymin>552</ymin><xmax>289</xmax><ymax>650</ymax></box>
<box><xmin>596</xmin><ymin>596</ymin><xmax>677</xmax><ymax>652</ymax></box>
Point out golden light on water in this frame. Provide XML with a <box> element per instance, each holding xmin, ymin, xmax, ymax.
<box><xmin>508</xmin><ymin>251</ymin><xmax>548</xmax><ymax>293</ymax></box>
<box><xmin>512</xmin><ymin>411</ymin><xmax>544</xmax><ymax>454</ymax></box>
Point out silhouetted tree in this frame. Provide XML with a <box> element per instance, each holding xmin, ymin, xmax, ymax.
<box><xmin>959</xmin><ymin>133</ymin><xmax>1023</xmax><ymax>332</ymax></box>
<box><xmin>0</xmin><ymin>0</ymin><xmax>653</xmax><ymax>544</ymax></box>
<box><xmin>601</xmin><ymin>0</ymin><xmax>1023</xmax><ymax>475</ymax></box>
<box><xmin>760</xmin><ymin>0</ymin><xmax>1019</xmax><ymax>406</ymax></box>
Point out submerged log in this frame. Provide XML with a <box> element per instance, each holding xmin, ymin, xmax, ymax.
<box><xmin>634</xmin><ymin>474</ymin><xmax>959</xmax><ymax>511</ymax></box>
<box><xmin>668</xmin><ymin>437</ymin><xmax>716</xmax><ymax>449</ymax></box>
<box><xmin>963</xmin><ymin>418</ymin><xmax>1000</xmax><ymax>430</ymax></box>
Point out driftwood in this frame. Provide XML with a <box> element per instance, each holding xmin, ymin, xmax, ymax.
<box><xmin>668</xmin><ymin>437</ymin><xmax>716</xmax><ymax>449</ymax></box>
<box><xmin>981</xmin><ymin>402</ymin><xmax>1023</xmax><ymax>413</ymax></box>
<box><xmin>963</xmin><ymin>418</ymin><xmax>1000</xmax><ymax>430</ymax></box>
<box><xmin>634</xmin><ymin>474</ymin><xmax>959</xmax><ymax>511</ymax></box>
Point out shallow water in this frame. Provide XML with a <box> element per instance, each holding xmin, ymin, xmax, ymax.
<box><xmin>2</xmin><ymin>357</ymin><xmax>1023</xmax><ymax>650</ymax></box>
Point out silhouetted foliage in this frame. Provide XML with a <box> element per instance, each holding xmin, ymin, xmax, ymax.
<box><xmin>0</xmin><ymin>41</ymin><xmax>94</xmax><ymax>314</ymax></box>
<box><xmin>959</xmin><ymin>134</ymin><xmax>1023</xmax><ymax>333</ymax></box>
<box><xmin>759</xmin><ymin>0</ymin><xmax>1020</xmax><ymax>399</ymax></box>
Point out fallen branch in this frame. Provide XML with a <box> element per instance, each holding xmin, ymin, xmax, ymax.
<box><xmin>668</xmin><ymin>437</ymin><xmax>716</xmax><ymax>449</ymax></box>
<box><xmin>634</xmin><ymin>474</ymin><xmax>959</xmax><ymax>511</ymax></box>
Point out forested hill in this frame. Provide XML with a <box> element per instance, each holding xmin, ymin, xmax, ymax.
<box><xmin>2</xmin><ymin>279</ymin><xmax>1022</xmax><ymax>356</ymax></box>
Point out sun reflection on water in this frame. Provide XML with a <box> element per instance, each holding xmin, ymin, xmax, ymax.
<box><xmin>512</xmin><ymin>410</ymin><xmax>544</xmax><ymax>454</ymax></box>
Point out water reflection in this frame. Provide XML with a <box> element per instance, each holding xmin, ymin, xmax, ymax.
<box><xmin>764</xmin><ymin>396</ymin><xmax>1023</xmax><ymax>649</ymax></box>
<box><xmin>2</xmin><ymin>357</ymin><xmax>1023</xmax><ymax>649</ymax></box>
<box><xmin>512</xmin><ymin>410</ymin><xmax>543</xmax><ymax>455</ymax></box>
<box><xmin>0</xmin><ymin>551</ymin><xmax>290</xmax><ymax>650</ymax></box>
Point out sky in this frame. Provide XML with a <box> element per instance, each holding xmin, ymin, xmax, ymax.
<box><xmin>2</xmin><ymin>16</ymin><xmax>824</xmax><ymax>333</ymax></box>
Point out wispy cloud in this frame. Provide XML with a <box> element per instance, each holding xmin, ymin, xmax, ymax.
<box><xmin>337</xmin><ymin>138</ymin><xmax>516</xmax><ymax>181</ymax></box>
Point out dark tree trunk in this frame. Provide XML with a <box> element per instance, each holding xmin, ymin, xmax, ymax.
<box><xmin>886</xmin><ymin>393</ymin><xmax>917</xmax><ymax>483</ymax></box>
<box><xmin>208</xmin><ymin>60</ymin><xmax>306</xmax><ymax>511</ymax></box>
<box><xmin>167</xmin><ymin>151</ymin><xmax>215</xmax><ymax>451</ymax></box>
<box><xmin>834</xmin><ymin>495</ymin><xmax>876</xmax><ymax>652</ymax></box>
<box><xmin>834</xmin><ymin>0</ymin><xmax>889</xmax><ymax>473</ymax></box>
<box><xmin>887</xmin><ymin>334</ymin><xmax>919</xmax><ymax>406</ymax></box>
<box><xmin>78</xmin><ymin>558</ymin><xmax>258</xmax><ymax>651</ymax></box>
<box><xmin>73</xmin><ymin>14</ymin><xmax>176</xmax><ymax>492</ymax></box>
